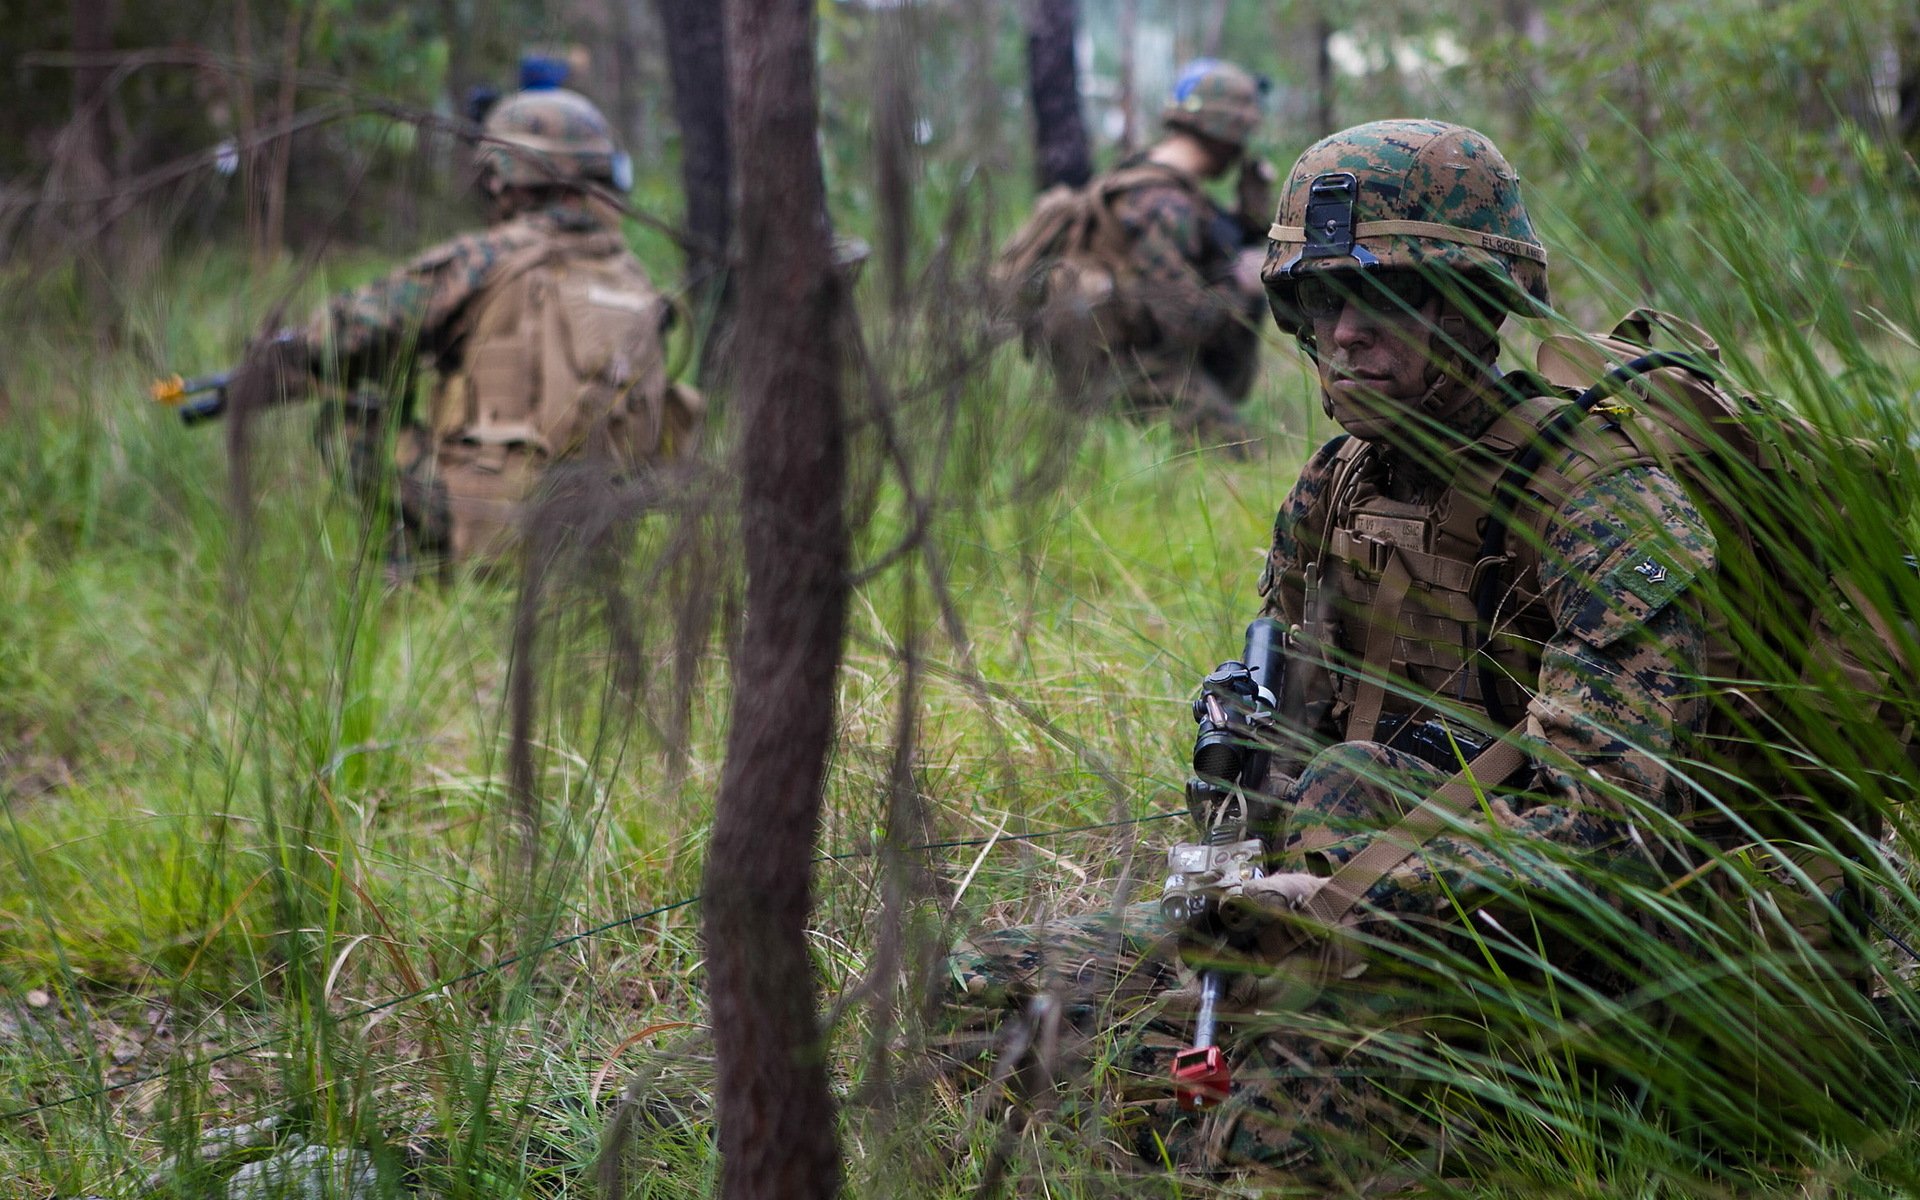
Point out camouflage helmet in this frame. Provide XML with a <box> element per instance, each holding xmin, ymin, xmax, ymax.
<box><xmin>479</xmin><ymin>88</ymin><xmax>618</xmax><ymax>189</ymax></box>
<box><xmin>1262</xmin><ymin>119</ymin><xmax>1550</xmax><ymax>331</ymax></box>
<box><xmin>1162</xmin><ymin>59</ymin><xmax>1265</xmax><ymax>150</ymax></box>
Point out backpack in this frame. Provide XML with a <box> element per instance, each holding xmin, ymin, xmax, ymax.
<box><xmin>444</xmin><ymin>227</ymin><xmax>703</xmax><ymax>468</ymax></box>
<box><xmin>990</xmin><ymin>165</ymin><xmax>1195</xmax><ymax>365</ymax></box>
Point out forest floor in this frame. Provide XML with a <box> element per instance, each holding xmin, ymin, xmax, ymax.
<box><xmin>8</xmin><ymin>239</ymin><xmax>1920</xmax><ymax>1199</ymax></box>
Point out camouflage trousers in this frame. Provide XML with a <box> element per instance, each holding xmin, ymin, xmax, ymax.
<box><xmin>1046</xmin><ymin>320</ymin><xmax>1261</xmax><ymax>451</ymax></box>
<box><xmin>948</xmin><ymin>739</ymin><xmax>1636</xmax><ymax>1183</ymax></box>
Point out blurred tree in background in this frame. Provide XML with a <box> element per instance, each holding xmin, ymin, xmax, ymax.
<box><xmin>4</xmin><ymin>0</ymin><xmax>1913</xmax><ymax>320</ymax></box>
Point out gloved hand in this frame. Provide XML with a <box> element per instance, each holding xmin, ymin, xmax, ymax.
<box><xmin>1172</xmin><ymin>872</ymin><xmax>1367</xmax><ymax>1016</ymax></box>
<box><xmin>229</xmin><ymin>328</ymin><xmax>313</xmax><ymax>411</ymax></box>
<box><xmin>1235</xmin><ymin>157</ymin><xmax>1278</xmax><ymax>230</ymax></box>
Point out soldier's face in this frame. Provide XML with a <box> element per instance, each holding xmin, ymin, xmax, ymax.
<box><xmin>1314</xmin><ymin>290</ymin><xmax>1441</xmax><ymax>414</ymax></box>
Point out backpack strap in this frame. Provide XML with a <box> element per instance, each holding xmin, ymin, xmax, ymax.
<box><xmin>1299</xmin><ymin>728</ymin><xmax>1532</xmax><ymax>931</ymax></box>
<box><xmin>1342</xmin><ymin>547</ymin><xmax>1412</xmax><ymax>744</ymax></box>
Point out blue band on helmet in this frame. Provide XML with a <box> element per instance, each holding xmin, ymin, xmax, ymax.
<box><xmin>1172</xmin><ymin>58</ymin><xmax>1222</xmax><ymax>103</ymax></box>
<box><xmin>520</xmin><ymin>55</ymin><xmax>570</xmax><ymax>90</ymax></box>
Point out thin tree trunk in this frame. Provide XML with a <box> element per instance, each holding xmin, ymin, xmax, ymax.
<box><xmin>1024</xmin><ymin>0</ymin><xmax>1092</xmax><ymax>190</ymax></box>
<box><xmin>706</xmin><ymin>1</ymin><xmax>847</xmax><ymax>1197</ymax></box>
<box><xmin>66</xmin><ymin>0</ymin><xmax>118</xmax><ymax>337</ymax></box>
<box><xmin>1500</xmin><ymin>0</ymin><xmax>1546</xmax><ymax>140</ymax></box>
<box><xmin>656</xmin><ymin>0</ymin><xmax>735</xmax><ymax>378</ymax></box>
<box><xmin>231</xmin><ymin>0</ymin><xmax>263</xmax><ymax>262</ymax></box>
<box><xmin>1896</xmin><ymin>8</ymin><xmax>1920</xmax><ymax>170</ymax></box>
<box><xmin>1202</xmin><ymin>0</ymin><xmax>1233</xmax><ymax>59</ymax></box>
<box><xmin>1313</xmin><ymin>12</ymin><xmax>1335</xmax><ymax>139</ymax></box>
<box><xmin>873</xmin><ymin>3</ymin><xmax>915</xmax><ymax>314</ymax></box>
<box><xmin>1116</xmin><ymin>0</ymin><xmax>1139</xmax><ymax>155</ymax></box>
<box><xmin>439</xmin><ymin>0</ymin><xmax>473</xmax><ymax>118</ymax></box>
<box><xmin>70</xmin><ymin>0</ymin><xmax>115</xmax><ymax>198</ymax></box>
<box><xmin>962</xmin><ymin>0</ymin><xmax>1001</xmax><ymax>167</ymax></box>
<box><xmin>607</xmin><ymin>0</ymin><xmax>646</xmax><ymax>158</ymax></box>
<box><xmin>262</xmin><ymin>2</ymin><xmax>303</xmax><ymax>256</ymax></box>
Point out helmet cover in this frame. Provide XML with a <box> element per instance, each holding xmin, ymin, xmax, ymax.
<box><xmin>479</xmin><ymin>88</ymin><xmax>619</xmax><ymax>189</ymax></box>
<box><xmin>1262</xmin><ymin>119</ymin><xmax>1549</xmax><ymax>330</ymax></box>
<box><xmin>1162</xmin><ymin>59</ymin><xmax>1266</xmax><ymax>150</ymax></box>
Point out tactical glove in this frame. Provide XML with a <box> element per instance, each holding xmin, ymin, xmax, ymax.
<box><xmin>1173</xmin><ymin>872</ymin><xmax>1367</xmax><ymax>1015</ymax></box>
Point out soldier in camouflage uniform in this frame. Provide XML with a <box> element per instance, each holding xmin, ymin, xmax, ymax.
<box><xmin>240</xmin><ymin>88</ymin><xmax>691</xmax><ymax>574</ymax></box>
<box><xmin>952</xmin><ymin>119</ymin><xmax>1719</xmax><ymax>1182</ymax></box>
<box><xmin>1063</xmin><ymin>60</ymin><xmax>1275</xmax><ymax>447</ymax></box>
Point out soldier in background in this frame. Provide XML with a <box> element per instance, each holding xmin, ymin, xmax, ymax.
<box><xmin>237</xmin><ymin>87</ymin><xmax>696</xmax><ymax>577</ymax></box>
<box><xmin>1000</xmin><ymin>59</ymin><xmax>1275</xmax><ymax>449</ymax></box>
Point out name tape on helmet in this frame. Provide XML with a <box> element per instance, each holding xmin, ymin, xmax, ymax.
<box><xmin>1269</xmin><ymin>219</ymin><xmax>1547</xmax><ymax>265</ymax></box>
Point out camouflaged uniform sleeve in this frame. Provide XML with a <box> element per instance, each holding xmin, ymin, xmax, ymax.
<box><xmin>1523</xmin><ymin>464</ymin><xmax>1716</xmax><ymax>813</ymax></box>
<box><xmin>1258</xmin><ymin>436</ymin><xmax>1349</xmax><ymax>623</ymax></box>
<box><xmin>300</xmin><ymin>223</ymin><xmax>540</xmax><ymax>382</ymax></box>
<box><xmin>1110</xmin><ymin>181</ymin><xmax>1247</xmax><ymax>352</ymax></box>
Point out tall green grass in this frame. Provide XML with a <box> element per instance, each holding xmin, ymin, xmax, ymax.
<box><xmin>4</xmin><ymin>116</ymin><xmax>1920</xmax><ymax>1200</ymax></box>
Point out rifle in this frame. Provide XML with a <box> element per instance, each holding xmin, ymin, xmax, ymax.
<box><xmin>149</xmin><ymin>371</ymin><xmax>232</xmax><ymax>425</ymax></box>
<box><xmin>1163</xmin><ymin>573</ymin><xmax>1337</xmax><ymax>1110</ymax></box>
<box><xmin>1163</xmin><ymin>616</ymin><xmax>1288</xmax><ymax>1110</ymax></box>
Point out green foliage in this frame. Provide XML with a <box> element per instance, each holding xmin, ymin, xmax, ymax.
<box><xmin>6</xmin><ymin>3</ymin><xmax>1920</xmax><ymax>1198</ymax></box>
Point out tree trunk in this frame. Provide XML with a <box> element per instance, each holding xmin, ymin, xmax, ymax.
<box><xmin>261</xmin><ymin>2</ymin><xmax>303</xmax><ymax>257</ymax></box>
<box><xmin>1116</xmin><ymin>0</ymin><xmax>1139</xmax><ymax>155</ymax></box>
<box><xmin>872</xmin><ymin>3</ymin><xmax>915</xmax><ymax>314</ymax></box>
<box><xmin>656</xmin><ymin>0</ymin><xmax>735</xmax><ymax>376</ymax></box>
<box><xmin>607</xmin><ymin>0</ymin><xmax>646</xmax><ymax>159</ymax></box>
<box><xmin>439</xmin><ymin>0</ymin><xmax>473</xmax><ymax>124</ymax></box>
<box><xmin>1896</xmin><ymin>7</ymin><xmax>1920</xmax><ymax>170</ymax></box>
<box><xmin>1023</xmin><ymin>0</ymin><xmax>1092</xmax><ymax>190</ymax></box>
<box><xmin>706</xmin><ymin>1</ymin><xmax>847</xmax><ymax>1198</ymax></box>
<box><xmin>1202</xmin><ymin>0</ymin><xmax>1233</xmax><ymax>59</ymax></box>
<box><xmin>70</xmin><ymin>0</ymin><xmax>115</xmax><ymax>200</ymax></box>
<box><xmin>1313</xmin><ymin>12</ymin><xmax>1335</xmax><ymax>139</ymax></box>
<box><xmin>1501</xmin><ymin>0</ymin><xmax>1546</xmax><ymax>140</ymax></box>
<box><xmin>230</xmin><ymin>0</ymin><xmax>269</xmax><ymax>265</ymax></box>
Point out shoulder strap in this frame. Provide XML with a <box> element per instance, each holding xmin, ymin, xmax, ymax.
<box><xmin>1300</xmin><ymin>731</ymin><xmax>1531</xmax><ymax>930</ymax></box>
<box><xmin>1344</xmin><ymin>548</ymin><xmax>1412</xmax><ymax>744</ymax></box>
<box><xmin>1099</xmin><ymin>161</ymin><xmax>1197</xmax><ymax>200</ymax></box>
<box><xmin>1273</xmin><ymin>730</ymin><xmax>1530</xmax><ymax>947</ymax></box>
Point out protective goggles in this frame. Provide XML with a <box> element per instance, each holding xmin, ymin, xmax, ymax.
<box><xmin>1287</xmin><ymin>270</ymin><xmax>1437</xmax><ymax>322</ymax></box>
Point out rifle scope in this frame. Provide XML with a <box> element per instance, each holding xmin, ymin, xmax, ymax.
<box><xmin>1191</xmin><ymin>617</ymin><xmax>1287</xmax><ymax>786</ymax></box>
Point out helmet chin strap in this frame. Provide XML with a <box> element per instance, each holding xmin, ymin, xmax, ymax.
<box><xmin>1410</xmin><ymin>308</ymin><xmax>1500</xmax><ymax>431</ymax></box>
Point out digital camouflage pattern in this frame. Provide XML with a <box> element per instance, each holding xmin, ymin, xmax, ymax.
<box><xmin>951</xmin><ymin>117</ymin><xmax>1734</xmax><ymax>1183</ymax></box>
<box><xmin>948</xmin><ymin>364</ymin><xmax>1719</xmax><ymax>1182</ymax></box>
<box><xmin>478</xmin><ymin>87</ymin><xmax>619</xmax><ymax>189</ymax></box>
<box><xmin>1263</xmin><ymin>119</ymin><xmax>1551</xmax><ymax>329</ymax></box>
<box><xmin>1097</xmin><ymin>166</ymin><xmax>1263</xmax><ymax>441</ymax></box>
<box><xmin>1263</xmin><ymin>435</ymin><xmax>1716</xmax><ymax>812</ymax></box>
<box><xmin>1161</xmin><ymin>60</ymin><xmax>1265</xmax><ymax>150</ymax></box>
<box><xmin>947</xmin><ymin>735</ymin><xmax>1687</xmax><ymax>1178</ymax></box>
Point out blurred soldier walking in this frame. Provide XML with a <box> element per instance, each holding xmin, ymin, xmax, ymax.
<box><xmin>996</xmin><ymin>59</ymin><xmax>1274</xmax><ymax>449</ymax></box>
<box><xmin>233</xmin><ymin>87</ymin><xmax>699</xmax><ymax>576</ymax></box>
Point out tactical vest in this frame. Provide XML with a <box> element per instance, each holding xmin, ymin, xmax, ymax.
<box><xmin>438</xmin><ymin>220</ymin><xmax>699</xmax><ymax>470</ymax></box>
<box><xmin>1312</xmin><ymin>386</ymin><xmax>1661</xmax><ymax>744</ymax></box>
<box><xmin>1295</xmin><ymin>328</ymin><xmax>1910</xmax><ymax>981</ymax></box>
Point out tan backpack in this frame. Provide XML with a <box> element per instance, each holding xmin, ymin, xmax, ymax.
<box><xmin>991</xmin><ymin>165</ymin><xmax>1194</xmax><ymax>364</ymax></box>
<box><xmin>443</xmin><ymin>229</ymin><xmax>703</xmax><ymax>469</ymax></box>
